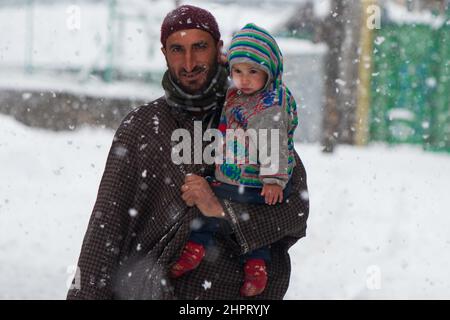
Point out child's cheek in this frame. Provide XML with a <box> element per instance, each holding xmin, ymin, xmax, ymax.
<box><xmin>232</xmin><ymin>79</ymin><xmax>240</xmax><ymax>89</ymax></box>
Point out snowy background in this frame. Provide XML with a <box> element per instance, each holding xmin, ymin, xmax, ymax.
<box><xmin>2</xmin><ymin>114</ymin><xmax>450</xmax><ymax>299</ymax></box>
<box><xmin>1</xmin><ymin>0</ymin><xmax>450</xmax><ymax>299</ymax></box>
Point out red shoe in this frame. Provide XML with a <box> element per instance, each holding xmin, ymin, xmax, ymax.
<box><xmin>170</xmin><ymin>241</ymin><xmax>206</xmax><ymax>278</ymax></box>
<box><xmin>240</xmin><ymin>259</ymin><xmax>268</xmax><ymax>297</ymax></box>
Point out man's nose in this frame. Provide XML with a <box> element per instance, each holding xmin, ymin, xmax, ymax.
<box><xmin>183</xmin><ymin>50</ymin><xmax>195</xmax><ymax>73</ymax></box>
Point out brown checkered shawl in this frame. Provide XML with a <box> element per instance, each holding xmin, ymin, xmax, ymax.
<box><xmin>67</xmin><ymin>97</ymin><xmax>309</xmax><ymax>300</ymax></box>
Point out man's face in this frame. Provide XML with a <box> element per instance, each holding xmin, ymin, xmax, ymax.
<box><xmin>162</xmin><ymin>29</ymin><xmax>223</xmax><ymax>95</ymax></box>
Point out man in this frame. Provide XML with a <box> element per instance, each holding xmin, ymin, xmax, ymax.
<box><xmin>67</xmin><ymin>5</ymin><xmax>309</xmax><ymax>300</ymax></box>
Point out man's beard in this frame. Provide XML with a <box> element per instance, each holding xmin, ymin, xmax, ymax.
<box><xmin>170</xmin><ymin>64</ymin><xmax>218</xmax><ymax>95</ymax></box>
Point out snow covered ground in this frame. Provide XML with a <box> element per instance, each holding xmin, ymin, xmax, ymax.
<box><xmin>1</xmin><ymin>114</ymin><xmax>450</xmax><ymax>299</ymax></box>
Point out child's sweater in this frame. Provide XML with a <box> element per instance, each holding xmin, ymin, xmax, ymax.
<box><xmin>215</xmin><ymin>87</ymin><xmax>296</xmax><ymax>188</ymax></box>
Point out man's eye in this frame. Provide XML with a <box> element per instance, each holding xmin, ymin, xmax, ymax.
<box><xmin>194</xmin><ymin>43</ymin><xmax>208</xmax><ymax>50</ymax></box>
<box><xmin>171</xmin><ymin>47</ymin><xmax>182</xmax><ymax>53</ymax></box>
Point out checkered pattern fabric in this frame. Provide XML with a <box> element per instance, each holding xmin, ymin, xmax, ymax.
<box><xmin>67</xmin><ymin>97</ymin><xmax>309</xmax><ymax>300</ymax></box>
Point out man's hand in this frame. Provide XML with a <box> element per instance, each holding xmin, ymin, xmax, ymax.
<box><xmin>181</xmin><ymin>174</ymin><xmax>225</xmax><ymax>218</ymax></box>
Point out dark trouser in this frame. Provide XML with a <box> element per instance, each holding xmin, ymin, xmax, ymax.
<box><xmin>188</xmin><ymin>178</ymin><xmax>293</xmax><ymax>264</ymax></box>
<box><xmin>189</xmin><ymin>216</ymin><xmax>271</xmax><ymax>263</ymax></box>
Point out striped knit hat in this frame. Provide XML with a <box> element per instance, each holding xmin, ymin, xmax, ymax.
<box><xmin>227</xmin><ymin>23</ymin><xmax>298</xmax><ymax>130</ymax></box>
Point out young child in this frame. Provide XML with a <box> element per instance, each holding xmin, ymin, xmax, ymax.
<box><xmin>170</xmin><ymin>23</ymin><xmax>298</xmax><ymax>297</ymax></box>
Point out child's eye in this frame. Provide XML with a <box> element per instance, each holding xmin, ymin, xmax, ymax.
<box><xmin>249</xmin><ymin>69</ymin><xmax>259</xmax><ymax>74</ymax></box>
<box><xmin>233</xmin><ymin>69</ymin><xmax>242</xmax><ymax>74</ymax></box>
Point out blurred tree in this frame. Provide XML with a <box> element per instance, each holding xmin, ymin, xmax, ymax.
<box><xmin>336</xmin><ymin>1</ymin><xmax>362</xmax><ymax>145</ymax></box>
<box><xmin>320</xmin><ymin>0</ymin><xmax>362</xmax><ymax>152</ymax></box>
<box><xmin>320</xmin><ymin>0</ymin><xmax>343</xmax><ymax>152</ymax></box>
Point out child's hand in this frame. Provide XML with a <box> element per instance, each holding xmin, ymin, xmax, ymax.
<box><xmin>261</xmin><ymin>184</ymin><xmax>283</xmax><ymax>205</ymax></box>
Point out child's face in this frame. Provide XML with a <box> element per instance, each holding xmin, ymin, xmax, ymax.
<box><xmin>231</xmin><ymin>63</ymin><xmax>268</xmax><ymax>95</ymax></box>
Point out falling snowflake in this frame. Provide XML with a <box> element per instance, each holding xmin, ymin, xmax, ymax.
<box><xmin>374</xmin><ymin>36</ymin><xmax>385</xmax><ymax>45</ymax></box>
<box><xmin>300</xmin><ymin>190</ymin><xmax>309</xmax><ymax>201</ymax></box>
<box><xmin>94</xmin><ymin>211</ymin><xmax>103</xmax><ymax>219</ymax></box>
<box><xmin>153</xmin><ymin>115</ymin><xmax>159</xmax><ymax>134</ymax></box>
<box><xmin>140</xmin><ymin>183</ymin><xmax>148</xmax><ymax>191</ymax></box>
<box><xmin>113</xmin><ymin>146</ymin><xmax>128</xmax><ymax>157</ymax></box>
<box><xmin>97</xmin><ymin>278</ymin><xmax>106</xmax><ymax>288</ymax></box>
<box><xmin>22</xmin><ymin>92</ymin><xmax>32</xmax><ymax>100</ymax></box>
<box><xmin>190</xmin><ymin>218</ymin><xmax>203</xmax><ymax>231</ymax></box>
<box><xmin>273</xmin><ymin>113</ymin><xmax>281</xmax><ymax>121</ymax></box>
<box><xmin>128</xmin><ymin>208</ymin><xmax>138</xmax><ymax>218</ymax></box>
<box><xmin>426</xmin><ymin>77</ymin><xmax>437</xmax><ymax>88</ymax></box>
<box><xmin>202</xmin><ymin>280</ymin><xmax>212</xmax><ymax>290</ymax></box>
<box><xmin>241</xmin><ymin>212</ymin><xmax>250</xmax><ymax>221</ymax></box>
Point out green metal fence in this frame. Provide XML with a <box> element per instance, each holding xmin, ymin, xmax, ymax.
<box><xmin>370</xmin><ymin>22</ymin><xmax>450</xmax><ymax>153</ymax></box>
<box><xmin>430</xmin><ymin>24</ymin><xmax>450</xmax><ymax>152</ymax></box>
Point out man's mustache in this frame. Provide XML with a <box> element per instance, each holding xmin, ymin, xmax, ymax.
<box><xmin>180</xmin><ymin>65</ymin><xmax>207</xmax><ymax>77</ymax></box>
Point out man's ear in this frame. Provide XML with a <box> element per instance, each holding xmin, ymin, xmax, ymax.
<box><xmin>216</xmin><ymin>40</ymin><xmax>227</xmax><ymax>65</ymax></box>
<box><xmin>161</xmin><ymin>47</ymin><xmax>170</xmax><ymax>68</ymax></box>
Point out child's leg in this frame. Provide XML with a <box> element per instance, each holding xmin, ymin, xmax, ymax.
<box><xmin>240</xmin><ymin>246</ymin><xmax>270</xmax><ymax>297</ymax></box>
<box><xmin>244</xmin><ymin>246</ymin><xmax>271</xmax><ymax>262</ymax></box>
<box><xmin>170</xmin><ymin>217</ymin><xmax>221</xmax><ymax>278</ymax></box>
<box><xmin>189</xmin><ymin>216</ymin><xmax>222</xmax><ymax>247</ymax></box>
